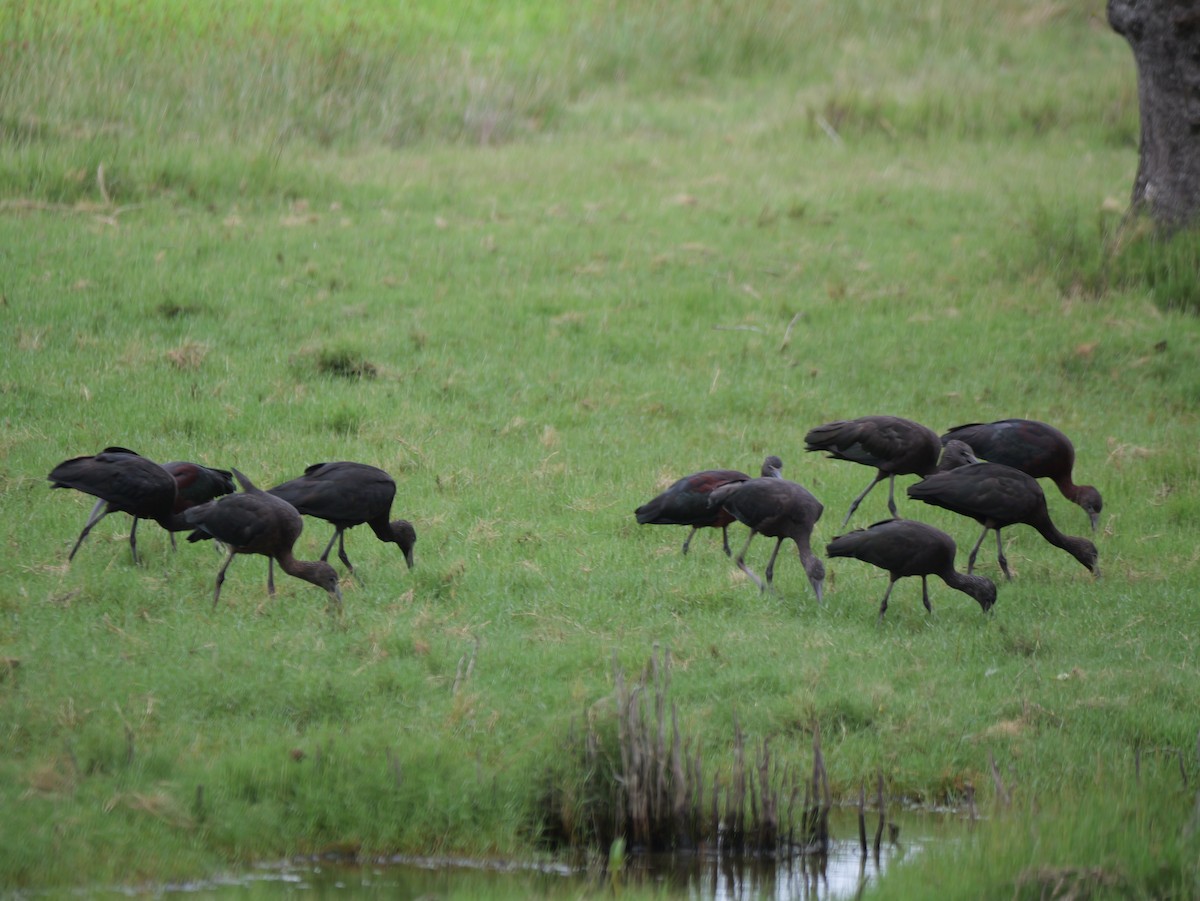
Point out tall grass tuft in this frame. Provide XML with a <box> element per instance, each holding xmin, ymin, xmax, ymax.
<box><xmin>1025</xmin><ymin>204</ymin><xmax>1200</xmax><ymax>313</ymax></box>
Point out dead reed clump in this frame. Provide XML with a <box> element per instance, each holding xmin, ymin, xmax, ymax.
<box><xmin>536</xmin><ymin>644</ymin><xmax>832</xmax><ymax>860</ymax></box>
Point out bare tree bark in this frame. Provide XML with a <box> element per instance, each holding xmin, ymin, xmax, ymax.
<box><xmin>1108</xmin><ymin>0</ymin><xmax>1200</xmax><ymax>230</ymax></box>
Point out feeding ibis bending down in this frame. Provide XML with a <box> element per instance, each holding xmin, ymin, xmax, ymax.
<box><xmin>936</xmin><ymin>440</ymin><xmax>981</xmax><ymax>472</ymax></box>
<box><xmin>804</xmin><ymin>415</ymin><xmax>941</xmax><ymax>527</ymax></box>
<box><xmin>826</xmin><ymin>518</ymin><xmax>996</xmax><ymax>621</ymax></box>
<box><xmin>707</xmin><ymin>464</ymin><xmax>824</xmax><ymax>602</ymax></box>
<box><xmin>634</xmin><ymin>456</ymin><xmax>782</xmax><ymax>556</ymax></box>
<box><xmin>267</xmin><ymin>462</ymin><xmax>416</xmax><ymax>578</ymax></box>
<box><xmin>48</xmin><ymin>446</ymin><xmax>187</xmax><ymax>564</ymax></box>
<box><xmin>939</xmin><ymin>419</ymin><xmax>1103</xmax><ymax>531</ymax></box>
<box><xmin>906</xmin><ymin>462</ymin><xmax>1099</xmax><ymax>580</ymax></box>
<box><xmin>185</xmin><ymin>469</ymin><xmax>343</xmax><ymax>611</ymax></box>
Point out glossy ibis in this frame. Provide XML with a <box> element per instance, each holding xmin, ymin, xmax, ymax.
<box><xmin>184</xmin><ymin>469</ymin><xmax>343</xmax><ymax>611</ymax></box>
<box><xmin>48</xmin><ymin>446</ymin><xmax>185</xmax><ymax>564</ymax></box>
<box><xmin>936</xmin><ymin>439</ymin><xmax>981</xmax><ymax>472</ymax></box>
<box><xmin>164</xmin><ymin>461</ymin><xmax>236</xmax><ymax>512</ymax></box>
<box><xmin>804</xmin><ymin>415</ymin><xmax>941</xmax><ymax>526</ymax></box>
<box><xmin>160</xmin><ymin>461</ymin><xmax>236</xmax><ymax>548</ymax></box>
<box><xmin>826</xmin><ymin>518</ymin><xmax>996</xmax><ymax>621</ymax></box>
<box><xmin>940</xmin><ymin>419</ymin><xmax>1103</xmax><ymax>530</ymax></box>
<box><xmin>707</xmin><ymin>465</ymin><xmax>825</xmax><ymax>601</ymax></box>
<box><xmin>907</xmin><ymin>462</ymin><xmax>1099</xmax><ymax>580</ymax></box>
<box><xmin>634</xmin><ymin>456</ymin><xmax>782</xmax><ymax>556</ymax></box>
<box><xmin>267</xmin><ymin>462</ymin><xmax>416</xmax><ymax>577</ymax></box>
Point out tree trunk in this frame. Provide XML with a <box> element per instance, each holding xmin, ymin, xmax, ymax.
<box><xmin>1108</xmin><ymin>0</ymin><xmax>1200</xmax><ymax>230</ymax></box>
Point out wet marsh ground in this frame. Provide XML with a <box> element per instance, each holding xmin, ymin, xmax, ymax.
<box><xmin>47</xmin><ymin>808</ymin><xmax>963</xmax><ymax>900</ymax></box>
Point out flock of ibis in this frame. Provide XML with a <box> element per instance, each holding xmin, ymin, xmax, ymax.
<box><xmin>635</xmin><ymin>416</ymin><xmax>1102</xmax><ymax>620</ymax></box>
<box><xmin>46</xmin><ymin>415</ymin><xmax>1100</xmax><ymax>621</ymax></box>
<box><xmin>47</xmin><ymin>451</ymin><xmax>416</xmax><ymax>612</ymax></box>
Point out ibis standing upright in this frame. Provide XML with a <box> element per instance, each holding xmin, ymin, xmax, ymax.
<box><xmin>804</xmin><ymin>415</ymin><xmax>941</xmax><ymax>526</ymax></box>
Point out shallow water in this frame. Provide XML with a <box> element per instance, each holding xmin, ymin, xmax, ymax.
<box><xmin>87</xmin><ymin>811</ymin><xmax>972</xmax><ymax>900</ymax></box>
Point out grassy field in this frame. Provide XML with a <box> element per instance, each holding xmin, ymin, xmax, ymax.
<box><xmin>2</xmin><ymin>1</ymin><xmax>1199</xmax><ymax>897</ymax></box>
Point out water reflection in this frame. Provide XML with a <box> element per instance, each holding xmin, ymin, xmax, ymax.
<box><xmin>626</xmin><ymin>834</ymin><xmax>916</xmax><ymax>900</ymax></box>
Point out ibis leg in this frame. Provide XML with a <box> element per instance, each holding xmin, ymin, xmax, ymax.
<box><xmin>877</xmin><ymin>578</ymin><xmax>898</xmax><ymax>622</ymax></box>
<box><xmin>67</xmin><ymin>499</ymin><xmax>113</xmax><ymax>562</ymax></box>
<box><xmin>762</xmin><ymin>537</ymin><xmax>786</xmax><ymax>591</ymax></box>
<box><xmin>336</xmin><ymin>531</ymin><xmax>358</xmax><ymax>581</ymax></box>
<box><xmin>212</xmin><ymin>550</ymin><xmax>236</xmax><ymax>609</ymax></box>
<box><xmin>842</xmin><ymin>471</ymin><xmax>886</xmax><ymax>528</ymax></box>
<box><xmin>967</xmin><ymin>525</ymin><xmax>990</xmax><ymax>575</ymax></box>
<box><xmin>680</xmin><ymin>526</ymin><xmax>698</xmax><ymax>556</ymax></box>
<box><xmin>733</xmin><ymin>530</ymin><xmax>765</xmax><ymax>592</ymax></box>
<box><xmin>319</xmin><ymin>528</ymin><xmax>339</xmax><ymax>563</ymax></box>
<box><xmin>128</xmin><ymin>517</ymin><xmax>141</xmax><ymax>566</ymax></box>
<box><xmin>995</xmin><ymin>529</ymin><xmax>1012</xmax><ymax>581</ymax></box>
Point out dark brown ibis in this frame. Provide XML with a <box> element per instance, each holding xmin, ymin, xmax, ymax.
<box><xmin>907</xmin><ymin>462</ymin><xmax>1099</xmax><ymax>580</ymax></box>
<box><xmin>940</xmin><ymin>419</ymin><xmax>1103</xmax><ymax>531</ymax></box>
<box><xmin>267</xmin><ymin>462</ymin><xmax>416</xmax><ymax>577</ymax></box>
<box><xmin>936</xmin><ymin>439</ymin><xmax>981</xmax><ymax>472</ymax></box>
<box><xmin>48</xmin><ymin>446</ymin><xmax>186</xmax><ymax>564</ymax></box>
<box><xmin>804</xmin><ymin>415</ymin><xmax>941</xmax><ymax>527</ymax></box>
<box><xmin>707</xmin><ymin>464</ymin><xmax>825</xmax><ymax>601</ymax></box>
<box><xmin>184</xmin><ymin>469</ymin><xmax>343</xmax><ymax>611</ymax></box>
<box><xmin>826</xmin><ymin>518</ymin><xmax>996</xmax><ymax>621</ymax></box>
<box><xmin>163</xmin><ymin>461</ymin><xmax>236</xmax><ymax>513</ymax></box>
<box><xmin>160</xmin><ymin>461</ymin><xmax>236</xmax><ymax>548</ymax></box>
<box><xmin>634</xmin><ymin>455</ymin><xmax>782</xmax><ymax>556</ymax></box>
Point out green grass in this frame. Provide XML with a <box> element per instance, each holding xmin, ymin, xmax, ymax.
<box><xmin>873</xmin><ymin>768</ymin><xmax>1200</xmax><ymax>900</ymax></box>
<box><xmin>2</xmin><ymin>1</ymin><xmax>1199</xmax><ymax>897</ymax></box>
